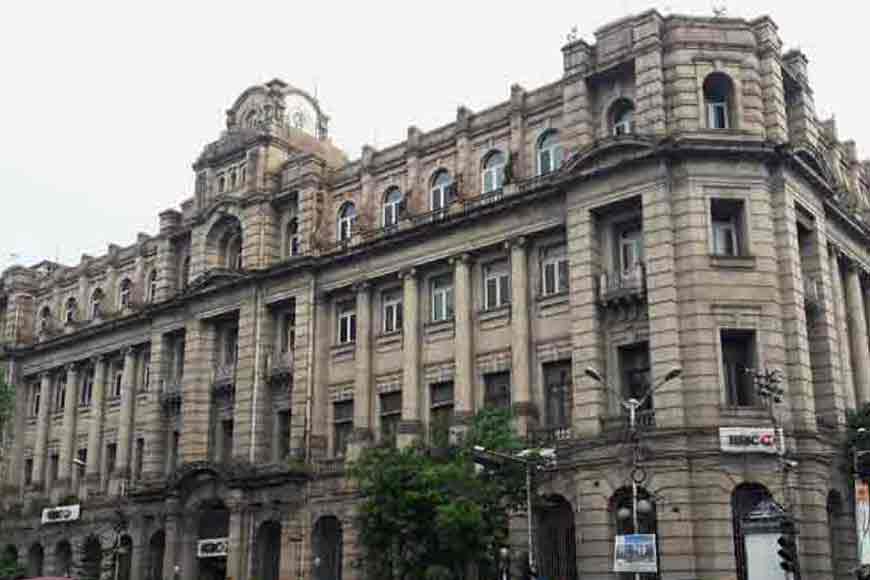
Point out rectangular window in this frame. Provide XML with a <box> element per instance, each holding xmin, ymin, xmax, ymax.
<box><xmin>430</xmin><ymin>275</ymin><xmax>455</xmax><ymax>322</ymax></box>
<box><xmin>619</xmin><ymin>342</ymin><xmax>653</xmax><ymax>419</ymax></box>
<box><xmin>141</xmin><ymin>352</ymin><xmax>151</xmax><ymax>391</ymax></box>
<box><xmin>171</xmin><ymin>432</ymin><xmax>180</xmax><ymax>471</ymax></box>
<box><xmin>30</xmin><ymin>384</ymin><xmax>40</xmax><ymax>417</ymax></box>
<box><xmin>112</xmin><ymin>368</ymin><xmax>123</xmax><ymax>399</ymax></box>
<box><xmin>382</xmin><ymin>289</ymin><xmax>403</xmax><ymax>334</ymax></box>
<box><xmin>54</xmin><ymin>376</ymin><xmax>66</xmax><ymax>412</ymax></box>
<box><xmin>484</xmin><ymin>371</ymin><xmax>511</xmax><ymax>410</ymax></box>
<box><xmin>25</xmin><ymin>458</ymin><xmax>33</xmax><ymax>486</ymax></box>
<box><xmin>276</xmin><ymin>410</ymin><xmax>291</xmax><ymax>460</ymax></box>
<box><xmin>430</xmin><ymin>381</ymin><xmax>454</xmax><ymax>446</ymax></box>
<box><xmin>708</xmin><ymin>101</ymin><xmax>729</xmax><ymax>129</ymax></box>
<box><xmin>134</xmin><ymin>439</ymin><xmax>144</xmax><ymax>481</ymax></box>
<box><xmin>76</xmin><ymin>448</ymin><xmax>87</xmax><ymax>479</ymax></box>
<box><xmin>722</xmin><ymin>329</ymin><xmax>756</xmax><ymax>407</ymax></box>
<box><xmin>542</xmin><ymin>246</ymin><xmax>569</xmax><ymax>297</ymax></box>
<box><xmin>380</xmin><ymin>392</ymin><xmax>402</xmax><ymax>447</ymax></box>
<box><xmin>223</xmin><ymin>325</ymin><xmax>239</xmax><ymax>366</ymax></box>
<box><xmin>49</xmin><ymin>453</ymin><xmax>59</xmax><ymax>487</ymax></box>
<box><xmin>221</xmin><ymin>420</ymin><xmax>234</xmax><ymax>464</ymax></box>
<box><xmin>616</xmin><ymin>222</ymin><xmax>643</xmax><ymax>275</ymax></box>
<box><xmin>333</xmin><ymin>400</ymin><xmax>354</xmax><ymax>457</ymax></box>
<box><xmin>174</xmin><ymin>338</ymin><xmax>186</xmax><ymax>382</ymax></box>
<box><xmin>337</xmin><ymin>301</ymin><xmax>357</xmax><ymax>345</ymax></box>
<box><xmin>711</xmin><ymin>198</ymin><xmax>745</xmax><ymax>257</ymax></box>
<box><xmin>279</xmin><ymin>311</ymin><xmax>296</xmax><ymax>353</ymax></box>
<box><xmin>544</xmin><ymin>361</ymin><xmax>572</xmax><ymax>428</ymax></box>
<box><xmin>80</xmin><ymin>368</ymin><xmax>94</xmax><ymax>407</ymax></box>
<box><xmin>484</xmin><ymin>261</ymin><xmax>510</xmax><ymax>310</ymax></box>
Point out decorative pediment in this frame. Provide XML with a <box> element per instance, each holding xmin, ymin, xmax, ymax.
<box><xmin>563</xmin><ymin>135</ymin><xmax>657</xmax><ymax>176</ymax></box>
<box><xmin>183</xmin><ymin>268</ymin><xmax>245</xmax><ymax>295</ymax></box>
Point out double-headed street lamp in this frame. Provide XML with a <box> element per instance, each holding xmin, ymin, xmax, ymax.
<box><xmin>472</xmin><ymin>445</ymin><xmax>556</xmax><ymax>578</ymax></box>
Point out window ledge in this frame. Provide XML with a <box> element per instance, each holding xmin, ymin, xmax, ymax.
<box><xmin>375</xmin><ymin>332</ymin><xmax>403</xmax><ymax>350</ymax></box>
<box><xmin>424</xmin><ymin>319</ymin><xmax>455</xmax><ymax>341</ymax></box>
<box><xmin>709</xmin><ymin>254</ymin><xmax>756</xmax><ymax>269</ymax></box>
<box><xmin>479</xmin><ymin>305</ymin><xmax>510</xmax><ymax>322</ymax></box>
<box><xmin>330</xmin><ymin>342</ymin><xmax>356</xmax><ymax>361</ymax></box>
<box><xmin>537</xmin><ymin>292</ymin><xmax>570</xmax><ymax>316</ymax></box>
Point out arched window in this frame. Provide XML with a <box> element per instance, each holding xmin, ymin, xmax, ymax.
<box><xmin>65</xmin><ymin>297</ymin><xmax>78</xmax><ymax>324</ymax></box>
<box><xmin>90</xmin><ymin>288</ymin><xmax>104</xmax><ymax>319</ymax></box>
<box><xmin>337</xmin><ymin>202</ymin><xmax>357</xmax><ymax>242</ymax></box>
<box><xmin>286</xmin><ymin>218</ymin><xmax>300</xmax><ymax>257</ymax></box>
<box><xmin>119</xmin><ymin>278</ymin><xmax>132</xmax><ymax>309</ymax></box>
<box><xmin>313</xmin><ymin>516</ymin><xmax>343</xmax><ymax>580</ymax></box>
<box><xmin>382</xmin><ymin>188</ymin><xmax>404</xmax><ymax>227</ymax></box>
<box><xmin>611</xmin><ymin>486</ymin><xmax>659</xmax><ymax>579</ymax></box>
<box><xmin>537</xmin><ymin>131</ymin><xmax>563</xmax><ymax>175</ymax></box>
<box><xmin>245</xmin><ymin>110</ymin><xmax>258</xmax><ymax>128</ymax></box>
<box><xmin>731</xmin><ymin>483</ymin><xmax>774</xmax><ymax>580</ymax></box>
<box><xmin>224</xmin><ymin>230</ymin><xmax>243</xmax><ymax>270</ymax></box>
<box><xmin>482</xmin><ymin>151</ymin><xmax>506</xmax><ymax>194</ymax></box>
<box><xmin>179</xmin><ymin>255</ymin><xmax>191</xmax><ymax>290</ymax></box>
<box><xmin>218</xmin><ymin>175</ymin><xmax>226</xmax><ymax>194</ymax></box>
<box><xmin>147</xmin><ymin>270</ymin><xmax>158</xmax><ymax>303</ymax></box>
<box><xmin>610</xmin><ymin>99</ymin><xmax>635</xmax><ymax>136</ymax></box>
<box><xmin>430</xmin><ymin>170</ymin><xmax>455</xmax><ymax>211</ymax></box>
<box><xmin>38</xmin><ymin>306</ymin><xmax>51</xmax><ymax>334</ymax></box>
<box><xmin>704</xmin><ymin>72</ymin><xmax>735</xmax><ymax>130</ymax></box>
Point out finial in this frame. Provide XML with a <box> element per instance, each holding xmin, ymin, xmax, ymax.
<box><xmin>712</xmin><ymin>2</ymin><xmax>727</xmax><ymax>17</ymax></box>
<box><xmin>566</xmin><ymin>26</ymin><xmax>578</xmax><ymax>43</ymax></box>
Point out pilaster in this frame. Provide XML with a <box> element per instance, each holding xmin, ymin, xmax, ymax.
<box><xmin>84</xmin><ymin>356</ymin><xmax>107</xmax><ymax>493</ymax></box>
<box><xmin>845</xmin><ymin>262</ymin><xmax>870</xmax><ymax>405</ymax></box>
<box><xmin>57</xmin><ymin>362</ymin><xmax>81</xmax><ymax>488</ymax></box>
<box><xmin>452</xmin><ymin>254</ymin><xmax>474</xmax><ymax>426</ymax></box>
<box><xmin>162</xmin><ymin>495</ymin><xmax>181</xmax><ymax>580</ymax></box>
<box><xmin>180</xmin><ymin>320</ymin><xmax>216</xmax><ymax>463</ymax></box>
<box><xmin>830</xmin><ymin>250</ymin><xmax>856</xmax><ymax>409</ymax></box>
<box><xmin>32</xmin><ymin>371</ymin><xmax>53</xmax><ymax>489</ymax></box>
<box><xmin>348</xmin><ymin>282</ymin><xmax>373</xmax><ymax>460</ymax></box>
<box><xmin>113</xmin><ymin>346</ymin><xmax>139</xmax><ymax>491</ymax></box>
<box><xmin>509</xmin><ymin>238</ymin><xmax>534</xmax><ymax>435</ymax></box>
<box><xmin>226</xmin><ymin>494</ymin><xmax>250</xmax><ymax>580</ymax></box>
<box><xmin>399</xmin><ymin>269</ymin><xmax>422</xmax><ymax>449</ymax></box>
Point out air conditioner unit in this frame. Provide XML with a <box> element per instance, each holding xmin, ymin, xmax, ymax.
<box><xmin>41</xmin><ymin>504</ymin><xmax>81</xmax><ymax>525</ymax></box>
<box><xmin>197</xmin><ymin>538</ymin><xmax>229</xmax><ymax>558</ymax></box>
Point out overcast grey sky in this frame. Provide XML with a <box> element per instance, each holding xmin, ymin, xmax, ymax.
<box><xmin>2</xmin><ymin>0</ymin><xmax>868</xmax><ymax>269</ymax></box>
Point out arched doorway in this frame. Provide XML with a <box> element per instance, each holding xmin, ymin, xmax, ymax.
<box><xmin>732</xmin><ymin>483</ymin><xmax>774</xmax><ymax>580</ymax></box>
<box><xmin>26</xmin><ymin>543</ymin><xmax>43</xmax><ymax>577</ymax></box>
<box><xmin>536</xmin><ymin>494</ymin><xmax>578</xmax><ymax>580</ymax></box>
<box><xmin>55</xmin><ymin>539</ymin><xmax>73</xmax><ymax>577</ymax></box>
<box><xmin>253</xmin><ymin>520</ymin><xmax>282</xmax><ymax>580</ymax></box>
<box><xmin>147</xmin><ymin>530</ymin><xmax>165</xmax><ymax>580</ymax></box>
<box><xmin>198</xmin><ymin>499</ymin><xmax>230</xmax><ymax>580</ymax></box>
<box><xmin>80</xmin><ymin>536</ymin><xmax>103</xmax><ymax>580</ymax></box>
<box><xmin>312</xmin><ymin>516</ymin><xmax>343</xmax><ymax>580</ymax></box>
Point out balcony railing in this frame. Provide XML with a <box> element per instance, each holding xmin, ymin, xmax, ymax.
<box><xmin>597</xmin><ymin>263</ymin><xmax>646</xmax><ymax>305</ymax></box>
<box><xmin>213</xmin><ymin>364</ymin><xmax>236</xmax><ymax>387</ymax></box>
<box><xmin>804</xmin><ymin>276</ymin><xmax>823</xmax><ymax>311</ymax></box>
<box><xmin>159</xmin><ymin>379</ymin><xmax>183</xmax><ymax>409</ymax></box>
<box><xmin>528</xmin><ymin>425</ymin><xmax>573</xmax><ymax>446</ymax></box>
<box><xmin>266</xmin><ymin>349</ymin><xmax>294</xmax><ymax>384</ymax></box>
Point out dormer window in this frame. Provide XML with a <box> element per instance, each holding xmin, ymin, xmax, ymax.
<box><xmin>536</xmin><ymin>131</ymin><xmax>563</xmax><ymax>175</ymax></box>
<box><xmin>119</xmin><ymin>278</ymin><xmax>132</xmax><ymax>309</ymax></box>
<box><xmin>610</xmin><ymin>99</ymin><xmax>635</xmax><ymax>136</ymax></box>
<box><xmin>65</xmin><ymin>298</ymin><xmax>78</xmax><ymax>325</ymax></box>
<box><xmin>90</xmin><ymin>288</ymin><xmax>104</xmax><ymax>319</ymax></box>
<box><xmin>383</xmin><ymin>188</ymin><xmax>404</xmax><ymax>227</ymax></box>
<box><xmin>338</xmin><ymin>202</ymin><xmax>357</xmax><ymax>242</ymax></box>
<box><xmin>430</xmin><ymin>170</ymin><xmax>455</xmax><ymax>211</ymax></box>
<box><xmin>703</xmin><ymin>72</ymin><xmax>735</xmax><ymax>130</ymax></box>
<box><xmin>482</xmin><ymin>151</ymin><xmax>506</xmax><ymax>194</ymax></box>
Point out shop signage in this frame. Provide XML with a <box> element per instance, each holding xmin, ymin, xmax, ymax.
<box><xmin>41</xmin><ymin>504</ymin><xmax>81</xmax><ymax>524</ymax></box>
<box><xmin>613</xmin><ymin>534</ymin><xmax>658</xmax><ymax>573</ymax></box>
<box><xmin>719</xmin><ymin>427</ymin><xmax>778</xmax><ymax>454</ymax></box>
<box><xmin>197</xmin><ymin>538</ymin><xmax>229</xmax><ymax>558</ymax></box>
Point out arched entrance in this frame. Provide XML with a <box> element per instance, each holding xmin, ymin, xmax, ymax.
<box><xmin>312</xmin><ymin>516</ymin><xmax>342</xmax><ymax>580</ymax></box>
<box><xmin>26</xmin><ymin>543</ymin><xmax>43</xmax><ymax>577</ymax></box>
<box><xmin>55</xmin><ymin>539</ymin><xmax>73</xmax><ymax>577</ymax></box>
<box><xmin>197</xmin><ymin>499</ymin><xmax>230</xmax><ymax>580</ymax></box>
<box><xmin>731</xmin><ymin>483</ymin><xmax>774</xmax><ymax>580</ymax></box>
<box><xmin>253</xmin><ymin>520</ymin><xmax>282</xmax><ymax>580</ymax></box>
<box><xmin>80</xmin><ymin>535</ymin><xmax>103</xmax><ymax>580</ymax></box>
<box><xmin>147</xmin><ymin>530</ymin><xmax>166</xmax><ymax>580</ymax></box>
<box><xmin>536</xmin><ymin>494</ymin><xmax>578</xmax><ymax>580</ymax></box>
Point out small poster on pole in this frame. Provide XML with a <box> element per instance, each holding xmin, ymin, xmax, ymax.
<box><xmin>614</xmin><ymin>534</ymin><xmax>658</xmax><ymax>573</ymax></box>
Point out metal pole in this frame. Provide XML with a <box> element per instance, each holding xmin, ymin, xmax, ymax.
<box><xmin>628</xmin><ymin>400</ymin><xmax>640</xmax><ymax>580</ymax></box>
<box><xmin>527</xmin><ymin>462</ymin><xmax>535</xmax><ymax>576</ymax></box>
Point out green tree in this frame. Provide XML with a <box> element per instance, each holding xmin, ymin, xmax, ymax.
<box><xmin>350</xmin><ymin>408</ymin><xmax>527</xmax><ymax>580</ymax></box>
<box><xmin>0</xmin><ymin>550</ymin><xmax>23</xmax><ymax>580</ymax></box>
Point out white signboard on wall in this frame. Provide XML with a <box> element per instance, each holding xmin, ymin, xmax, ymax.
<box><xmin>613</xmin><ymin>534</ymin><xmax>657</xmax><ymax>573</ymax></box>
<box><xmin>41</xmin><ymin>504</ymin><xmax>80</xmax><ymax>524</ymax></box>
<box><xmin>719</xmin><ymin>427</ymin><xmax>778</xmax><ymax>454</ymax></box>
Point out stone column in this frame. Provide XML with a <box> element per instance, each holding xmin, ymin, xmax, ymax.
<box><xmin>398</xmin><ymin>269</ymin><xmax>422</xmax><ymax>448</ymax></box>
<box><xmin>113</xmin><ymin>347</ymin><xmax>138</xmax><ymax>491</ymax></box>
<box><xmin>310</xmin><ymin>297</ymin><xmax>331</xmax><ymax>460</ymax></box>
<box><xmin>57</xmin><ymin>364</ymin><xmax>80</xmax><ymax>489</ymax></box>
<box><xmin>6</xmin><ymin>360</ymin><xmax>27</xmax><ymax>492</ymax></box>
<box><xmin>162</xmin><ymin>495</ymin><xmax>181</xmax><ymax>580</ymax></box>
<box><xmin>226</xmin><ymin>495</ymin><xmax>249</xmax><ymax>580</ymax></box>
<box><xmin>831</xmin><ymin>251</ymin><xmax>856</xmax><ymax>409</ymax></box>
<box><xmin>845</xmin><ymin>264</ymin><xmax>870</xmax><ymax>404</ymax></box>
<box><xmin>85</xmin><ymin>356</ymin><xmax>107</xmax><ymax>492</ymax></box>
<box><xmin>509</xmin><ymin>238</ymin><xmax>534</xmax><ymax>435</ymax></box>
<box><xmin>128</xmin><ymin>518</ymin><xmax>146</xmax><ymax>580</ymax></box>
<box><xmin>348</xmin><ymin>282</ymin><xmax>372</xmax><ymax>460</ymax></box>
<box><xmin>32</xmin><ymin>371</ymin><xmax>53</xmax><ymax>490</ymax></box>
<box><xmin>452</xmin><ymin>254</ymin><xmax>474</xmax><ymax>429</ymax></box>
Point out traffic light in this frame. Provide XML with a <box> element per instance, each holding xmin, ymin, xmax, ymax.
<box><xmin>777</xmin><ymin>518</ymin><xmax>799</xmax><ymax>576</ymax></box>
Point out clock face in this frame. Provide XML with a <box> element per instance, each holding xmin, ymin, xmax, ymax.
<box><xmin>284</xmin><ymin>94</ymin><xmax>317</xmax><ymax>136</ymax></box>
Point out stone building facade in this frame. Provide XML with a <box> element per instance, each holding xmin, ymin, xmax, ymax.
<box><xmin>0</xmin><ymin>9</ymin><xmax>868</xmax><ymax>580</ymax></box>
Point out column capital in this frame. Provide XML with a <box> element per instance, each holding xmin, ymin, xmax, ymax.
<box><xmin>449</xmin><ymin>252</ymin><xmax>472</xmax><ymax>267</ymax></box>
<box><xmin>122</xmin><ymin>345</ymin><xmax>140</xmax><ymax>358</ymax></box>
<box><xmin>399</xmin><ymin>267</ymin><xmax>418</xmax><ymax>281</ymax></box>
<box><xmin>65</xmin><ymin>361</ymin><xmax>82</xmax><ymax>375</ymax></box>
<box><xmin>505</xmin><ymin>236</ymin><xmax>528</xmax><ymax>250</ymax></box>
<box><xmin>92</xmin><ymin>353</ymin><xmax>111</xmax><ymax>365</ymax></box>
<box><xmin>353</xmin><ymin>280</ymin><xmax>371</xmax><ymax>295</ymax></box>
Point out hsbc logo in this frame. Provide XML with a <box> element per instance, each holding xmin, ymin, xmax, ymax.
<box><xmin>720</xmin><ymin>428</ymin><xmax>778</xmax><ymax>454</ymax></box>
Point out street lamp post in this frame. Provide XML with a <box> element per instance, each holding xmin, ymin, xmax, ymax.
<box><xmin>585</xmin><ymin>366</ymin><xmax>681</xmax><ymax>580</ymax></box>
<box><xmin>472</xmin><ymin>445</ymin><xmax>555</xmax><ymax>578</ymax></box>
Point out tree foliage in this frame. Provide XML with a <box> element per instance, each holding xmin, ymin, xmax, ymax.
<box><xmin>350</xmin><ymin>409</ymin><xmax>527</xmax><ymax>580</ymax></box>
<box><xmin>0</xmin><ymin>552</ymin><xmax>23</xmax><ymax>580</ymax></box>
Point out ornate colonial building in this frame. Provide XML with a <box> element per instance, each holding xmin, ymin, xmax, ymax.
<box><xmin>1</xmin><ymin>9</ymin><xmax>868</xmax><ymax>580</ymax></box>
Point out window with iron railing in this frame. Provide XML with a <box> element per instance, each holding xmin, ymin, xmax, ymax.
<box><xmin>380</xmin><ymin>392</ymin><xmax>402</xmax><ymax>447</ymax></box>
<box><xmin>333</xmin><ymin>400</ymin><xmax>354</xmax><ymax>457</ymax></box>
<box><xmin>722</xmin><ymin>329</ymin><xmax>756</xmax><ymax>407</ymax></box>
<box><xmin>544</xmin><ymin>362</ymin><xmax>572</xmax><ymax>436</ymax></box>
<box><xmin>483</xmin><ymin>372</ymin><xmax>511</xmax><ymax>410</ymax></box>
<box><xmin>430</xmin><ymin>381</ymin><xmax>454</xmax><ymax>446</ymax></box>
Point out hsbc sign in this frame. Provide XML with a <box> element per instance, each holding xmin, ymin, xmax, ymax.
<box><xmin>719</xmin><ymin>427</ymin><xmax>778</xmax><ymax>454</ymax></box>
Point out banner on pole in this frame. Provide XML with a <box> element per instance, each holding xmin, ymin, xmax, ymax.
<box><xmin>856</xmin><ymin>480</ymin><xmax>870</xmax><ymax>565</ymax></box>
<box><xmin>614</xmin><ymin>534</ymin><xmax>658</xmax><ymax>573</ymax></box>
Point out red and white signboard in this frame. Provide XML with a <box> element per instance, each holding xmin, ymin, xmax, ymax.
<box><xmin>719</xmin><ymin>428</ymin><xmax>778</xmax><ymax>454</ymax></box>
